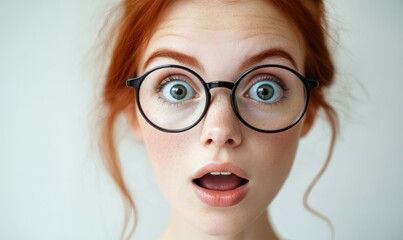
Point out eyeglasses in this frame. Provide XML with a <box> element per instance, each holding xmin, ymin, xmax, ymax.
<box><xmin>126</xmin><ymin>64</ymin><xmax>319</xmax><ymax>133</ymax></box>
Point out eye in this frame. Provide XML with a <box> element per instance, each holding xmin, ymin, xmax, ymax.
<box><xmin>162</xmin><ymin>80</ymin><xmax>194</xmax><ymax>102</ymax></box>
<box><xmin>247</xmin><ymin>80</ymin><xmax>283</xmax><ymax>103</ymax></box>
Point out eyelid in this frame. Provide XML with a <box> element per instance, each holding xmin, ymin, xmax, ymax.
<box><xmin>244</xmin><ymin>78</ymin><xmax>287</xmax><ymax>105</ymax></box>
<box><xmin>156</xmin><ymin>74</ymin><xmax>201</xmax><ymax>97</ymax></box>
<box><xmin>244</xmin><ymin>74</ymin><xmax>288</xmax><ymax>92</ymax></box>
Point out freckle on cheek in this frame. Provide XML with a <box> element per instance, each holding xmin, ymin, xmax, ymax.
<box><xmin>144</xmin><ymin>131</ymin><xmax>189</xmax><ymax>160</ymax></box>
<box><xmin>251</xmin><ymin>129</ymin><xmax>300</xmax><ymax>166</ymax></box>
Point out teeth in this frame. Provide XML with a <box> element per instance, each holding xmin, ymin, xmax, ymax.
<box><xmin>210</xmin><ymin>172</ymin><xmax>232</xmax><ymax>176</ymax></box>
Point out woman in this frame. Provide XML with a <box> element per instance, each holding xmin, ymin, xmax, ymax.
<box><xmin>98</xmin><ymin>0</ymin><xmax>338</xmax><ymax>239</ymax></box>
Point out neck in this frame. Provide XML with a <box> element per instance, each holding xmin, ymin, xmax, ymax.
<box><xmin>159</xmin><ymin>210</ymin><xmax>279</xmax><ymax>240</ymax></box>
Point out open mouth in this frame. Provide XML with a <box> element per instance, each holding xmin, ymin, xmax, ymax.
<box><xmin>191</xmin><ymin>163</ymin><xmax>250</xmax><ymax>207</ymax></box>
<box><xmin>193</xmin><ymin>172</ymin><xmax>249</xmax><ymax>191</ymax></box>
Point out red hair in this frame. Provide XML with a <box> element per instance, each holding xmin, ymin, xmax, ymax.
<box><xmin>98</xmin><ymin>0</ymin><xmax>338</xmax><ymax>238</ymax></box>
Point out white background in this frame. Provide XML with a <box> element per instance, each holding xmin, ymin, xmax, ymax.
<box><xmin>1</xmin><ymin>0</ymin><xmax>402</xmax><ymax>239</ymax></box>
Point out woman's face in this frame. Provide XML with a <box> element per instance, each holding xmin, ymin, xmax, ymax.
<box><xmin>134</xmin><ymin>0</ymin><xmax>306</xmax><ymax>236</ymax></box>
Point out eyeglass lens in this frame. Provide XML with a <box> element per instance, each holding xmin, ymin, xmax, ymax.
<box><xmin>137</xmin><ymin>66</ymin><xmax>307</xmax><ymax>132</ymax></box>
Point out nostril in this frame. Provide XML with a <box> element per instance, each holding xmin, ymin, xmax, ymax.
<box><xmin>227</xmin><ymin>139</ymin><xmax>235</xmax><ymax>145</ymax></box>
<box><xmin>204</xmin><ymin>138</ymin><xmax>237</xmax><ymax>146</ymax></box>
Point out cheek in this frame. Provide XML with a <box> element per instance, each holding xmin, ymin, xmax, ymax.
<box><xmin>137</xmin><ymin>117</ymin><xmax>192</xmax><ymax>195</ymax></box>
<box><xmin>263</xmin><ymin>129</ymin><xmax>299</xmax><ymax>168</ymax></box>
<box><xmin>135</xmin><ymin>106</ymin><xmax>186</xmax><ymax>167</ymax></box>
<box><xmin>247</xmin><ymin>125</ymin><xmax>302</xmax><ymax>201</ymax></box>
<box><xmin>254</xmin><ymin>119</ymin><xmax>303</xmax><ymax>168</ymax></box>
<box><xmin>141</xmin><ymin>124</ymin><xmax>185</xmax><ymax>175</ymax></box>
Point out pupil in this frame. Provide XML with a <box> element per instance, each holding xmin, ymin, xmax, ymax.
<box><xmin>170</xmin><ymin>84</ymin><xmax>187</xmax><ymax>100</ymax></box>
<box><xmin>257</xmin><ymin>84</ymin><xmax>274</xmax><ymax>100</ymax></box>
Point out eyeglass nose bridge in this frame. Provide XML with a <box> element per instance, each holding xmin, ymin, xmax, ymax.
<box><xmin>203</xmin><ymin>80</ymin><xmax>240</xmax><ymax>123</ymax></box>
<box><xmin>204</xmin><ymin>81</ymin><xmax>237</xmax><ymax>115</ymax></box>
<box><xmin>202</xmin><ymin>80</ymin><xmax>241</xmax><ymax>131</ymax></box>
<box><xmin>206</xmin><ymin>81</ymin><xmax>235</xmax><ymax>91</ymax></box>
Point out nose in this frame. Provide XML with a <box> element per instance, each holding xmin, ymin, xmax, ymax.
<box><xmin>200</xmin><ymin>90</ymin><xmax>242</xmax><ymax>148</ymax></box>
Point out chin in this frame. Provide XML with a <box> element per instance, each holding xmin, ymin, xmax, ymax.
<box><xmin>198</xmin><ymin>222</ymin><xmax>244</xmax><ymax>236</ymax></box>
<box><xmin>188</xmin><ymin>209</ymin><xmax>256</xmax><ymax>237</ymax></box>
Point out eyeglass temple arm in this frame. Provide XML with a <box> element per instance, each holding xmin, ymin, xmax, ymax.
<box><xmin>306</xmin><ymin>79</ymin><xmax>319</xmax><ymax>90</ymax></box>
<box><xmin>126</xmin><ymin>77</ymin><xmax>141</xmax><ymax>89</ymax></box>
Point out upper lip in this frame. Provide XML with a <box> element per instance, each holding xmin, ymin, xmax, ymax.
<box><xmin>192</xmin><ymin>162</ymin><xmax>249</xmax><ymax>180</ymax></box>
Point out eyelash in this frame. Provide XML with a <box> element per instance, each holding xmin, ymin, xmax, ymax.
<box><xmin>154</xmin><ymin>75</ymin><xmax>196</xmax><ymax>107</ymax></box>
<box><xmin>154</xmin><ymin>75</ymin><xmax>177</xmax><ymax>93</ymax></box>
<box><xmin>247</xmin><ymin>75</ymin><xmax>289</xmax><ymax>105</ymax></box>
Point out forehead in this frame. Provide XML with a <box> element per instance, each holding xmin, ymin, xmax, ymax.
<box><xmin>140</xmin><ymin>0</ymin><xmax>305</xmax><ymax>72</ymax></box>
<box><xmin>160</xmin><ymin>0</ymin><xmax>296</xmax><ymax>30</ymax></box>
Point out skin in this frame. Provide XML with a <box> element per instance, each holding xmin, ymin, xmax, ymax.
<box><xmin>130</xmin><ymin>0</ymin><xmax>309</xmax><ymax>239</ymax></box>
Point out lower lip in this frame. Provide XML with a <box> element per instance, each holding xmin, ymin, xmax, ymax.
<box><xmin>192</xmin><ymin>182</ymin><xmax>249</xmax><ymax>207</ymax></box>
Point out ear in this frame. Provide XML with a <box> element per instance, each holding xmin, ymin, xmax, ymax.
<box><xmin>126</xmin><ymin>106</ymin><xmax>143</xmax><ymax>141</ymax></box>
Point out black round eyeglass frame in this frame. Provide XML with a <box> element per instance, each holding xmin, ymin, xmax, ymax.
<box><xmin>126</xmin><ymin>64</ymin><xmax>319</xmax><ymax>133</ymax></box>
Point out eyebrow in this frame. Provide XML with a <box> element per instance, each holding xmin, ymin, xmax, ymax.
<box><xmin>240</xmin><ymin>48</ymin><xmax>298</xmax><ymax>70</ymax></box>
<box><xmin>143</xmin><ymin>49</ymin><xmax>204</xmax><ymax>72</ymax></box>
<box><xmin>143</xmin><ymin>48</ymin><xmax>298</xmax><ymax>72</ymax></box>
